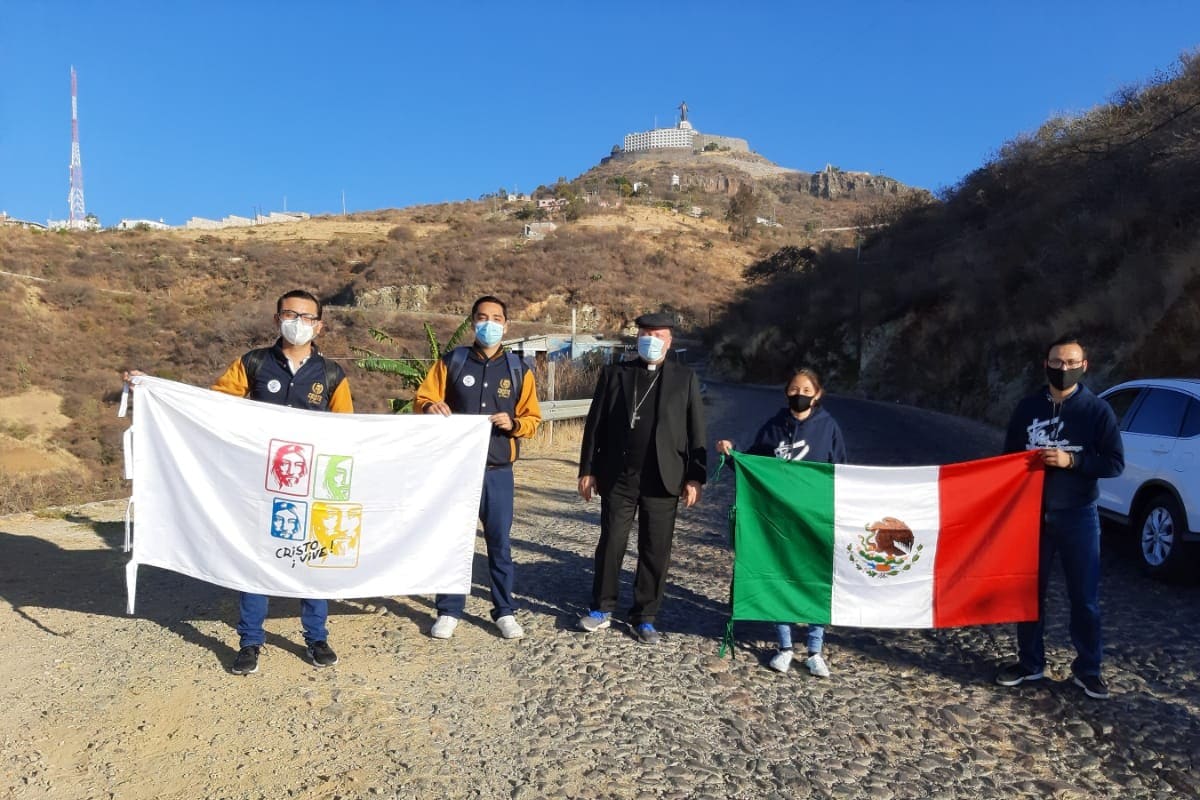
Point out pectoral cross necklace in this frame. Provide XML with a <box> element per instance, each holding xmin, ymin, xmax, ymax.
<box><xmin>630</xmin><ymin>372</ymin><xmax>660</xmax><ymax>429</ymax></box>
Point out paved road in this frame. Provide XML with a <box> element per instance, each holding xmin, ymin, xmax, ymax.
<box><xmin>708</xmin><ymin>380</ymin><xmax>1003</xmax><ymax>466</ymax></box>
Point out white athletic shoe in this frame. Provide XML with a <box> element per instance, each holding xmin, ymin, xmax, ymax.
<box><xmin>806</xmin><ymin>653</ymin><xmax>831</xmax><ymax>678</ymax></box>
<box><xmin>495</xmin><ymin>614</ymin><xmax>525</xmax><ymax>640</ymax></box>
<box><xmin>769</xmin><ymin>649</ymin><xmax>794</xmax><ymax>673</ymax></box>
<box><xmin>430</xmin><ymin>615</ymin><xmax>459</xmax><ymax>639</ymax></box>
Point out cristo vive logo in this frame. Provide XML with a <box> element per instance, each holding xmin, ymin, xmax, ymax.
<box><xmin>846</xmin><ymin>516</ymin><xmax>923</xmax><ymax>579</ymax></box>
<box><xmin>265</xmin><ymin>438</ymin><xmax>362</xmax><ymax>569</ymax></box>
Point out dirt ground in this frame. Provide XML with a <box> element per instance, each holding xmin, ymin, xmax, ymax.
<box><xmin>0</xmin><ymin>441</ymin><xmax>582</xmax><ymax>800</ymax></box>
<box><xmin>0</xmin><ymin>389</ymin><xmax>78</xmax><ymax>474</ymax></box>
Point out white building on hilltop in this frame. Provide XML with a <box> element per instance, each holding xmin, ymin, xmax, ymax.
<box><xmin>620</xmin><ymin>106</ymin><xmax>749</xmax><ymax>155</ymax></box>
<box><xmin>623</xmin><ymin>121</ymin><xmax>696</xmax><ymax>152</ymax></box>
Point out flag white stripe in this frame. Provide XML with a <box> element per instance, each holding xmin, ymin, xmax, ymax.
<box><xmin>127</xmin><ymin>377</ymin><xmax>489</xmax><ymax>611</ymax></box>
<box><xmin>831</xmin><ymin>464</ymin><xmax>940</xmax><ymax>628</ymax></box>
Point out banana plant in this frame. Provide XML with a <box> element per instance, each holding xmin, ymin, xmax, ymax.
<box><xmin>354</xmin><ymin>317</ymin><xmax>473</xmax><ymax>413</ymax></box>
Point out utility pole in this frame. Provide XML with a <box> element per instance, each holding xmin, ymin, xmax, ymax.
<box><xmin>855</xmin><ymin>236</ymin><xmax>863</xmax><ymax>379</ymax></box>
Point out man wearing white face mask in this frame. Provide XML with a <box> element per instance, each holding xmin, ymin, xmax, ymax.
<box><xmin>209</xmin><ymin>289</ymin><xmax>353</xmax><ymax>676</ymax></box>
<box><xmin>577</xmin><ymin>312</ymin><xmax>707</xmax><ymax>645</ymax></box>
<box><xmin>415</xmin><ymin>295</ymin><xmax>542</xmax><ymax>640</ymax></box>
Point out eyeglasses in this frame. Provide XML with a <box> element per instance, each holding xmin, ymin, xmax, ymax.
<box><xmin>279</xmin><ymin>310</ymin><xmax>319</xmax><ymax>323</ymax></box>
<box><xmin>1047</xmin><ymin>359</ymin><xmax>1084</xmax><ymax>369</ymax></box>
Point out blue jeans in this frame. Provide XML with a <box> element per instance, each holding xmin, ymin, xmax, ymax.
<box><xmin>1017</xmin><ymin>504</ymin><xmax>1103</xmax><ymax>677</ymax></box>
<box><xmin>436</xmin><ymin>465</ymin><xmax>516</xmax><ymax>621</ymax></box>
<box><xmin>237</xmin><ymin>593</ymin><xmax>328</xmax><ymax>648</ymax></box>
<box><xmin>777</xmin><ymin>623</ymin><xmax>825</xmax><ymax>654</ymax></box>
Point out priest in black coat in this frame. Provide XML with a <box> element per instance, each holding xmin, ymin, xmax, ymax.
<box><xmin>577</xmin><ymin>312</ymin><xmax>708</xmax><ymax>644</ymax></box>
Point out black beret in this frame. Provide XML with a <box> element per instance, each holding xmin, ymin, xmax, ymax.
<box><xmin>634</xmin><ymin>312</ymin><xmax>676</xmax><ymax>329</ymax></box>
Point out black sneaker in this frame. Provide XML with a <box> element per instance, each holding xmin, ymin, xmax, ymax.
<box><xmin>1073</xmin><ymin>673</ymin><xmax>1109</xmax><ymax>700</ymax></box>
<box><xmin>635</xmin><ymin>623</ymin><xmax>661</xmax><ymax>645</ymax></box>
<box><xmin>995</xmin><ymin>662</ymin><xmax>1043</xmax><ymax>686</ymax></box>
<box><xmin>231</xmin><ymin>645</ymin><xmax>260</xmax><ymax>675</ymax></box>
<box><xmin>306</xmin><ymin>640</ymin><xmax>338</xmax><ymax>668</ymax></box>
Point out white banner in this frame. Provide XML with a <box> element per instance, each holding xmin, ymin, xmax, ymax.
<box><xmin>124</xmin><ymin>376</ymin><xmax>490</xmax><ymax>613</ymax></box>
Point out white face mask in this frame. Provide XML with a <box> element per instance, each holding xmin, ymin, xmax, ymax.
<box><xmin>474</xmin><ymin>320</ymin><xmax>505</xmax><ymax>347</ymax></box>
<box><xmin>280</xmin><ymin>318</ymin><xmax>316</xmax><ymax>346</ymax></box>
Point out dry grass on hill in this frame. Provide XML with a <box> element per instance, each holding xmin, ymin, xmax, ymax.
<box><xmin>712</xmin><ymin>50</ymin><xmax>1200</xmax><ymax>423</ymax></box>
<box><xmin>0</xmin><ymin>150</ymin><xmax>907</xmax><ymax>511</ymax></box>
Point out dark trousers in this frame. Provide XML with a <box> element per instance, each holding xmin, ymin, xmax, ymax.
<box><xmin>436</xmin><ymin>464</ymin><xmax>516</xmax><ymax>621</ymax></box>
<box><xmin>1017</xmin><ymin>504</ymin><xmax>1103</xmax><ymax>677</ymax></box>
<box><xmin>591</xmin><ymin>474</ymin><xmax>679</xmax><ymax>625</ymax></box>
<box><xmin>237</xmin><ymin>594</ymin><xmax>328</xmax><ymax>648</ymax></box>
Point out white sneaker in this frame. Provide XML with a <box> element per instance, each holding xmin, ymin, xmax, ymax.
<box><xmin>806</xmin><ymin>653</ymin><xmax>830</xmax><ymax>678</ymax></box>
<box><xmin>430</xmin><ymin>615</ymin><xmax>459</xmax><ymax>639</ymax></box>
<box><xmin>495</xmin><ymin>614</ymin><xmax>524</xmax><ymax>640</ymax></box>
<box><xmin>769</xmin><ymin>649</ymin><xmax>794</xmax><ymax>673</ymax></box>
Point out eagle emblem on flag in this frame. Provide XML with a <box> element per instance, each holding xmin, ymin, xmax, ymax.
<box><xmin>847</xmin><ymin>516</ymin><xmax>924</xmax><ymax>578</ymax></box>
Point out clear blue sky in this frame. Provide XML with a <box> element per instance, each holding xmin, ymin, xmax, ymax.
<box><xmin>2</xmin><ymin>2</ymin><xmax>1198</xmax><ymax>226</ymax></box>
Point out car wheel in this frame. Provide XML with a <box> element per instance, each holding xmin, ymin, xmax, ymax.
<box><xmin>1137</xmin><ymin>492</ymin><xmax>1188</xmax><ymax>577</ymax></box>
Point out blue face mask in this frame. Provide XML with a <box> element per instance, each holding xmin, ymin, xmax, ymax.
<box><xmin>474</xmin><ymin>320</ymin><xmax>504</xmax><ymax>347</ymax></box>
<box><xmin>638</xmin><ymin>335</ymin><xmax>667</xmax><ymax>363</ymax></box>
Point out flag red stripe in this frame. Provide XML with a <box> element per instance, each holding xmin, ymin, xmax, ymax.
<box><xmin>933</xmin><ymin>451</ymin><xmax>1043</xmax><ymax>627</ymax></box>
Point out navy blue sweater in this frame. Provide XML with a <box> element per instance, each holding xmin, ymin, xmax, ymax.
<box><xmin>1003</xmin><ymin>383</ymin><xmax>1124</xmax><ymax>510</ymax></box>
<box><xmin>746</xmin><ymin>406</ymin><xmax>847</xmax><ymax>465</ymax></box>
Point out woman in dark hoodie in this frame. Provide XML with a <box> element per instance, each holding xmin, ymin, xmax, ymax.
<box><xmin>716</xmin><ymin>367</ymin><xmax>846</xmax><ymax>676</ymax></box>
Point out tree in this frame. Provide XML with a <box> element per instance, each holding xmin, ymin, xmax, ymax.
<box><xmin>353</xmin><ymin>317</ymin><xmax>473</xmax><ymax>413</ymax></box>
<box><xmin>743</xmin><ymin>245</ymin><xmax>817</xmax><ymax>282</ymax></box>
<box><xmin>611</xmin><ymin>176</ymin><xmax>633</xmax><ymax>197</ymax></box>
<box><xmin>564</xmin><ymin>195</ymin><xmax>585</xmax><ymax>222</ymax></box>
<box><xmin>726</xmin><ymin>183</ymin><xmax>757</xmax><ymax>240</ymax></box>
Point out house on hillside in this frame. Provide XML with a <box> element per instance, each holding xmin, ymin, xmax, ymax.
<box><xmin>504</xmin><ymin>333</ymin><xmax>626</xmax><ymax>364</ymax></box>
<box><xmin>0</xmin><ymin>213</ymin><xmax>46</xmax><ymax>230</ymax></box>
<box><xmin>523</xmin><ymin>222</ymin><xmax>557</xmax><ymax>240</ymax></box>
<box><xmin>116</xmin><ymin>218</ymin><xmax>171</xmax><ymax>231</ymax></box>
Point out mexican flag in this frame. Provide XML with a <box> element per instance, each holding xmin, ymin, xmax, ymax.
<box><xmin>728</xmin><ymin>450</ymin><xmax>1044</xmax><ymax>629</ymax></box>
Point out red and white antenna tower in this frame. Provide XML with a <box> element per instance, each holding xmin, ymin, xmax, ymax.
<box><xmin>68</xmin><ymin>66</ymin><xmax>86</xmax><ymax>228</ymax></box>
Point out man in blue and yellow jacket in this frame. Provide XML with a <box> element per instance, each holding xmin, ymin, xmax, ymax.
<box><xmin>212</xmin><ymin>289</ymin><xmax>353</xmax><ymax>676</ymax></box>
<box><xmin>415</xmin><ymin>295</ymin><xmax>542</xmax><ymax>640</ymax></box>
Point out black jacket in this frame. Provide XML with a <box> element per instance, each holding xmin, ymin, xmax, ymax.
<box><xmin>746</xmin><ymin>406</ymin><xmax>846</xmax><ymax>465</ymax></box>
<box><xmin>579</xmin><ymin>358</ymin><xmax>707</xmax><ymax>496</ymax></box>
<box><xmin>1004</xmin><ymin>383</ymin><xmax>1124</xmax><ymax>509</ymax></box>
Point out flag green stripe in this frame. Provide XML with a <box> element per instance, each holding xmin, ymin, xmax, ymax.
<box><xmin>730</xmin><ymin>452</ymin><xmax>835</xmax><ymax>624</ymax></box>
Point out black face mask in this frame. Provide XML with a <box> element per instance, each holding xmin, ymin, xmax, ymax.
<box><xmin>1046</xmin><ymin>366</ymin><xmax>1085</xmax><ymax>392</ymax></box>
<box><xmin>788</xmin><ymin>394</ymin><xmax>813</xmax><ymax>413</ymax></box>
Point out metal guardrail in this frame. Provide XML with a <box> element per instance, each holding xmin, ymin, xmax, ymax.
<box><xmin>540</xmin><ymin>399</ymin><xmax>591</xmax><ymax>421</ymax></box>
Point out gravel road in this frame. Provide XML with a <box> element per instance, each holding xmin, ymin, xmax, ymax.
<box><xmin>2</xmin><ymin>380</ymin><xmax>1197</xmax><ymax>800</ymax></box>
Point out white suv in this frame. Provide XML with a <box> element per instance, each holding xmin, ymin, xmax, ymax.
<box><xmin>1098</xmin><ymin>379</ymin><xmax>1200</xmax><ymax>576</ymax></box>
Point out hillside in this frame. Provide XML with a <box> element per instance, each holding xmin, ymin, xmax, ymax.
<box><xmin>711</xmin><ymin>51</ymin><xmax>1200</xmax><ymax>423</ymax></box>
<box><xmin>0</xmin><ymin>150</ymin><xmax>917</xmax><ymax>511</ymax></box>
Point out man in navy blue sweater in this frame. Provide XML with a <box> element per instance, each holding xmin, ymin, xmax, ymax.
<box><xmin>995</xmin><ymin>335</ymin><xmax>1124</xmax><ymax>699</ymax></box>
